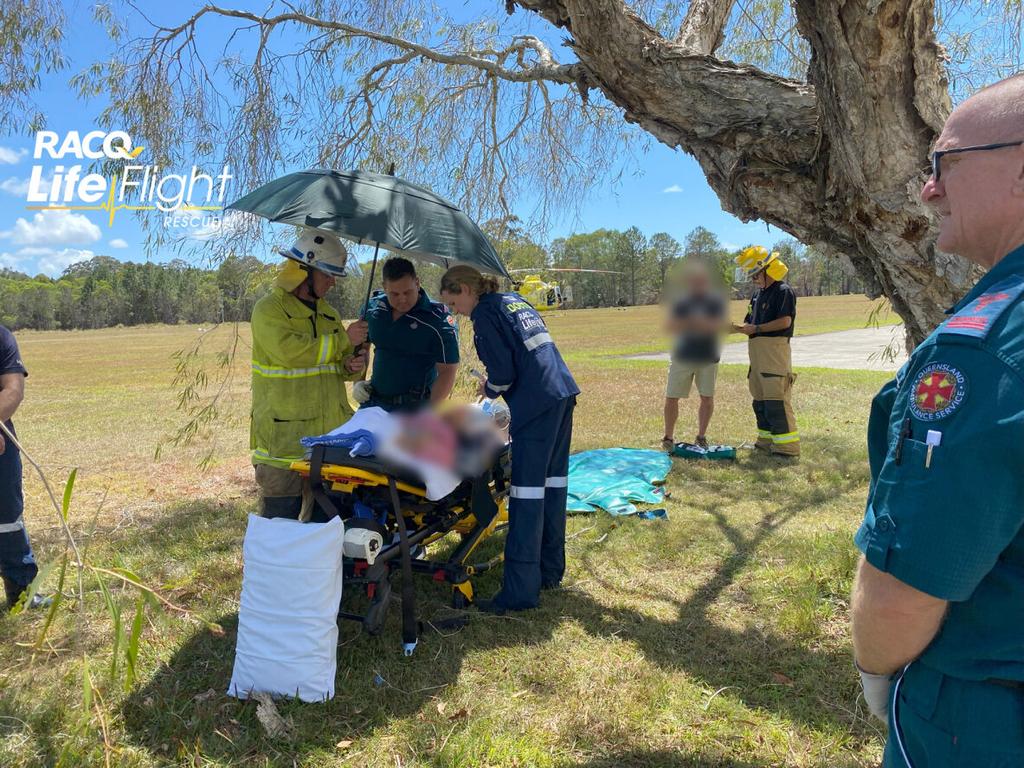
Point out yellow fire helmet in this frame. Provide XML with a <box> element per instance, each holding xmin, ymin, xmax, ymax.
<box><xmin>736</xmin><ymin>245</ymin><xmax>788</xmax><ymax>281</ymax></box>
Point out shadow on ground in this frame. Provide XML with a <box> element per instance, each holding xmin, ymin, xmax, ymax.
<box><xmin>104</xmin><ymin>441</ymin><xmax>878</xmax><ymax>766</ymax></box>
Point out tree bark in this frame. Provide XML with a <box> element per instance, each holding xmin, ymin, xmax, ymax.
<box><xmin>513</xmin><ymin>0</ymin><xmax>966</xmax><ymax>345</ymax></box>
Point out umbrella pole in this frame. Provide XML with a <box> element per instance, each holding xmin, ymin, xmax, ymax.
<box><xmin>362</xmin><ymin>242</ymin><xmax>380</xmax><ymax>320</ymax></box>
<box><xmin>355</xmin><ymin>243</ymin><xmax>381</xmax><ymax>381</ymax></box>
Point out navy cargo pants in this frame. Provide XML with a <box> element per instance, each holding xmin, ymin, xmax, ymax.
<box><xmin>498</xmin><ymin>396</ymin><xmax>575</xmax><ymax>611</ymax></box>
<box><xmin>884</xmin><ymin>662</ymin><xmax>1024</xmax><ymax>767</ymax></box>
<box><xmin>0</xmin><ymin>425</ymin><xmax>38</xmax><ymax>603</ymax></box>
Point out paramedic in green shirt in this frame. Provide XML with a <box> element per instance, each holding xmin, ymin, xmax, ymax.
<box><xmin>851</xmin><ymin>73</ymin><xmax>1024</xmax><ymax>767</ymax></box>
<box><xmin>362</xmin><ymin>257</ymin><xmax>460</xmax><ymax>412</ymax></box>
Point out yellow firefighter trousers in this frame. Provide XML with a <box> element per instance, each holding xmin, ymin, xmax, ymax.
<box><xmin>747</xmin><ymin>336</ymin><xmax>799</xmax><ymax>456</ymax></box>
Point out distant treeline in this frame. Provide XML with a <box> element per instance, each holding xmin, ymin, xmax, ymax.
<box><xmin>0</xmin><ymin>255</ymin><xmax>272</xmax><ymax>330</ymax></box>
<box><xmin>494</xmin><ymin>223</ymin><xmax>867</xmax><ymax>307</ymax></box>
<box><xmin>1</xmin><ymin>226</ymin><xmax>866</xmax><ymax>331</ymax></box>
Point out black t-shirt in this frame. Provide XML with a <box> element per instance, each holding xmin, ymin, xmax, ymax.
<box><xmin>672</xmin><ymin>292</ymin><xmax>726</xmax><ymax>363</ymax></box>
<box><xmin>0</xmin><ymin>325</ymin><xmax>27</xmax><ymax>433</ymax></box>
<box><xmin>744</xmin><ymin>281</ymin><xmax>796</xmax><ymax>337</ymax></box>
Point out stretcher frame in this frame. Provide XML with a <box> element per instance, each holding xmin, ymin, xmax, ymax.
<box><xmin>290</xmin><ymin>444</ymin><xmax>510</xmax><ymax>653</ymax></box>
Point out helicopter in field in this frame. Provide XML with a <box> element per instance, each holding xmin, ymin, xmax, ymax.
<box><xmin>509</xmin><ymin>268</ymin><xmax>626</xmax><ymax>309</ymax></box>
<box><xmin>508</xmin><ymin>268</ymin><xmax>625</xmax><ymax>311</ymax></box>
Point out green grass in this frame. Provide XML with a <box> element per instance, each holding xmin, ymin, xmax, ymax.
<box><xmin>0</xmin><ymin>299</ymin><xmax>890</xmax><ymax>767</ymax></box>
<box><xmin>542</xmin><ymin>294</ymin><xmax>897</xmax><ymax>359</ymax></box>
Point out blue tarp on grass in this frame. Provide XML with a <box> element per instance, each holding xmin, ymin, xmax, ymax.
<box><xmin>566</xmin><ymin>448</ymin><xmax>671</xmax><ymax>515</ymax></box>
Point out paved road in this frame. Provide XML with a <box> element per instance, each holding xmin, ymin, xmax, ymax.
<box><xmin>629</xmin><ymin>326</ymin><xmax>908</xmax><ymax>372</ymax></box>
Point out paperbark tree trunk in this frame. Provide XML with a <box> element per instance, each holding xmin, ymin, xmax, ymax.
<box><xmin>514</xmin><ymin>0</ymin><xmax>965</xmax><ymax>345</ymax></box>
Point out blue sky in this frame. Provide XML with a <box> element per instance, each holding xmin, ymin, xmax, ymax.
<box><xmin>0</xmin><ymin>1</ymin><xmax>780</xmax><ymax>278</ymax></box>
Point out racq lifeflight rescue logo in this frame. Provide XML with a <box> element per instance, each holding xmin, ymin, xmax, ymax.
<box><xmin>24</xmin><ymin>130</ymin><xmax>233</xmax><ymax>228</ymax></box>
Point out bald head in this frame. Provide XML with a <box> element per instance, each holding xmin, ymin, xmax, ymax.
<box><xmin>952</xmin><ymin>73</ymin><xmax>1024</xmax><ymax>145</ymax></box>
<box><xmin>921</xmin><ymin>72</ymin><xmax>1024</xmax><ymax>268</ymax></box>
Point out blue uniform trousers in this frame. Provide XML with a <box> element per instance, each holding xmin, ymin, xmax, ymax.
<box><xmin>884</xmin><ymin>662</ymin><xmax>1024</xmax><ymax>767</ymax></box>
<box><xmin>0</xmin><ymin>430</ymin><xmax>38</xmax><ymax>590</ymax></box>
<box><xmin>498</xmin><ymin>396</ymin><xmax>575</xmax><ymax>610</ymax></box>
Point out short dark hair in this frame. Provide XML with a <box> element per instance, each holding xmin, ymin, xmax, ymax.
<box><xmin>382</xmin><ymin>257</ymin><xmax>417</xmax><ymax>283</ymax></box>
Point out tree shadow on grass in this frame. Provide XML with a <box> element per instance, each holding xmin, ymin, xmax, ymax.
<box><xmin>107</xmin><ymin>440</ymin><xmax>875</xmax><ymax>765</ymax></box>
<box><xmin>558</xmin><ymin>748</ymin><xmax>799</xmax><ymax>768</ymax></box>
<box><xmin>115</xmin><ymin>496</ymin><xmax>565</xmax><ymax>765</ymax></box>
<box><xmin>556</xmin><ymin>444</ymin><xmax>873</xmax><ymax>738</ymax></box>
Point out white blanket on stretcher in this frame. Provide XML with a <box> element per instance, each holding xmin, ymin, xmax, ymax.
<box><xmin>317</xmin><ymin>407</ymin><xmax>461</xmax><ymax>501</ymax></box>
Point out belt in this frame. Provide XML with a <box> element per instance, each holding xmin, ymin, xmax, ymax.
<box><xmin>988</xmin><ymin>678</ymin><xmax>1024</xmax><ymax>690</ymax></box>
<box><xmin>371</xmin><ymin>387</ymin><xmax>430</xmax><ymax>406</ymax></box>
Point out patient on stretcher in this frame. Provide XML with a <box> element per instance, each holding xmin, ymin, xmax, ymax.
<box><xmin>301</xmin><ymin>402</ymin><xmax>507</xmax><ymax>498</ymax></box>
<box><xmin>395</xmin><ymin>404</ymin><xmax>507</xmax><ymax>477</ymax></box>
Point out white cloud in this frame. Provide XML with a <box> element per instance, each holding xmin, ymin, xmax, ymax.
<box><xmin>722</xmin><ymin>242</ymin><xmax>740</xmax><ymax>251</ymax></box>
<box><xmin>0</xmin><ymin>245</ymin><xmax>95</xmax><ymax>277</ymax></box>
<box><xmin>662</xmin><ymin>184</ymin><xmax>683</xmax><ymax>194</ymax></box>
<box><xmin>186</xmin><ymin>210</ymin><xmax>255</xmax><ymax>241</ymax></box>
<box><xmin>109</xmin><ymin>238</ymin><xmax>128</xmax><ymax>249</ymax></box>
<box><xmin>0</xmin><ymin>208</ymin><xmax>102</xmax><ymax>247</ymax></box>
<box><xmin>37</xmin><ymin>248</ymin><xmax>95</xmax><ymax>277</ymax></box>
<box><xmin>0</xmin><ymin>171</ymin><xmax>54</xmax><ymax>197</ymax></box>
<box><xmin>0</xmin><ymin>146</ymin><xmax>27</xmax><ymax>165</ymax></box>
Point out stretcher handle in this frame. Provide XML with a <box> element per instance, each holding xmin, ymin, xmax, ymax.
<box><xmin>309</xmin><ymin>445</ymin><xmax>342</xmax><ymax>520</ymax></box>
<box><xmin>388</xmin><ymin>476</ymin><xmax>418</xmax><ymax>656</ymax></box>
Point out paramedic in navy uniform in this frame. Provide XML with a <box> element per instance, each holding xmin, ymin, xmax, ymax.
<box><xmin>441</xmin><ymin>265</ymin><xmax>580</xmax><ymax>613</ymax></box>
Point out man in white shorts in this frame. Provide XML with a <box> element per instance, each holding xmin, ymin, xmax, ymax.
<box><xmin>662</xmin><ymin>262</ymin><xmax>726</xmax><ymax>451</ymax></box>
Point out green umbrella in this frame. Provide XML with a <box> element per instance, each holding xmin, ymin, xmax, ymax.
<box><xmin>226</xmin><ymin>168</ymin><xmax>509</xmax><ymax>281</ymax></box>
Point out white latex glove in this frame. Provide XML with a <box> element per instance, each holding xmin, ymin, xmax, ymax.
<box><xmin>858</xmin><ymin>663</ymin><xmax>892</xmax><ymax>723</ymax></box>
<box><xmin>352</xmin><ymin>380</ymin><xmax>372</xmax><ymax>404</ymax></box>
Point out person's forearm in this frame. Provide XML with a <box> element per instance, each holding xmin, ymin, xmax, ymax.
<box><xmin>431</xmin><ymin>365</ymin><xmax>457</xmax><ymax>403</ymax></box>
<box><xmin>0</xmin><ymin>388</ymin><xmax>23</xmax><ymax>424</ymax></box>
<box><xmin>852</xmin><ymin>562</ymin><xmax>947</xmax><ymax>674</ymax></box>
<box><xmin>754</xmin><ymin>316</ymin><xmax>792</xmax><ymax>333</ymax></box>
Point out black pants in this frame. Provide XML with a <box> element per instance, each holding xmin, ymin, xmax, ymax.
<box><xmin>0</xmin><ymin>427</ymin><xmax>38</xmax><ymax>590</ymax></box>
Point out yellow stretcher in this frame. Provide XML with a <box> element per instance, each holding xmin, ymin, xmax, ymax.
<box><xmin>290</xmin><ymin>444</ymin><xmax>510</xmax><ymax>653</ymax></box>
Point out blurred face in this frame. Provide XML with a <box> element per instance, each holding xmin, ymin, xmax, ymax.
<box><xmin>311</xmin><ymin>270</ymin><xmax>335</xmax><ymax>298</ymax></box>
<box><xmin>920</xmin><ymin>102</ymin><xmax>1024</xmax><ymax>266</ymax></box>
<box><xmin>383</xmin><ymin>274</ymin><xmax>420</xmax><ymax>315</ymax></box>
<box><xmin>752</xmin><ymin>270</ymin><xmax>769</xmax><ymax>289</ymax></box>
<box><xmin>440</xmin><ymin>283</ymin><xmax>478</xmax><ymax>316</ymax></box>
<box><xmin>685</xmin><ymin>268</ymin><xmax>711</xmax><ymax>295</ymax></box>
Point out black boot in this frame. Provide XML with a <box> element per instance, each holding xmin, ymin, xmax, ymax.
<box><xmin>3</xmin><ymin>576</ymin><xmax>26</xmax><ymax>610</ymax></box>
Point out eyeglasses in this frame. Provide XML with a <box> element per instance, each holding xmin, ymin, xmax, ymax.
<box><xmin>929</xmin><ymin>141</ymin><xmax>1024</xmax><ymax>182</ymax></box>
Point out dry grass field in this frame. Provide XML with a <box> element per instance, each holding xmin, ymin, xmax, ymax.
<box><xmin>0</xmin><ymin>296</ymin><xmax>896</xmax><ymax>767</ymax></box>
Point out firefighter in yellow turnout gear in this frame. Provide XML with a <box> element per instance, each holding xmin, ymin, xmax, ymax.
<box><xmin>251</xmin><ymin>229</ymin><xmax>369</xmax><ymax>519</ymax></box>
<box><xmin>734</xmin><ymin>246</ymin><xmax>800</xmax><ymax>457</ymax></box>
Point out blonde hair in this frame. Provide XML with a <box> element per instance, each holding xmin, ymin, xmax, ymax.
<box><xmin>440</xmin><ymin>265</ymin><xmax>500</xmax><ymax>296</ymax></box>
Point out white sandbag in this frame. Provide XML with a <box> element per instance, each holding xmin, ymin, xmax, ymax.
<box><xmin>228</xmin><ymin>514</ymin><xmax>344</xmax><ymax>702</ymax></box>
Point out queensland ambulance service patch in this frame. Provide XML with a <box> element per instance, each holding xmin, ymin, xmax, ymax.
<box><xmin>910</xmin><ymin>363</ymin><xmax>966</xmax><ymax>421</ymax></box>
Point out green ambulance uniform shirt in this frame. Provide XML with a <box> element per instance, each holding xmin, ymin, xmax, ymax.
<box><xmin>856</xmin><ymin>243</ymin><xmax>1024</xmax><ymax>683</ymax></box>
<box><xmin>365</xmin><ymin>288</ymin><xmax>460</xmax><ymax>398</ymax></box>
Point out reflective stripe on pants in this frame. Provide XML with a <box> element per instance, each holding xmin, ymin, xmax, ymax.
<box><xmin>500</xmin><ymin>397</ymin><xmax>575</xmax><ymax>610</ymax></box>
<box><xmin>0</xmin><ymin>430</ymin><xmax>37</xmax><ymax>587</ymax></box>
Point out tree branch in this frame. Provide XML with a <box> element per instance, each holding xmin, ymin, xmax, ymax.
<box><xmin>515</xmin><ymin>0</ymin><xmax>819</xmax><ymax>171</ymax></box>
<box><xmin>156</xmin><ymin>4</ymin><xmax>585</xmax><ymax>85</ymax></box>
<box><xmin>676</xmin><ymin>0</ymin><xmax>736</xmax><ymax>55</ymax></box>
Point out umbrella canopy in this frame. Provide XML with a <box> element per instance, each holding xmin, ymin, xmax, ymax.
<box><xmin>226</xmin><ymin>169</ymin><xmax>509</xmax><ymax>277</ymax></box>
